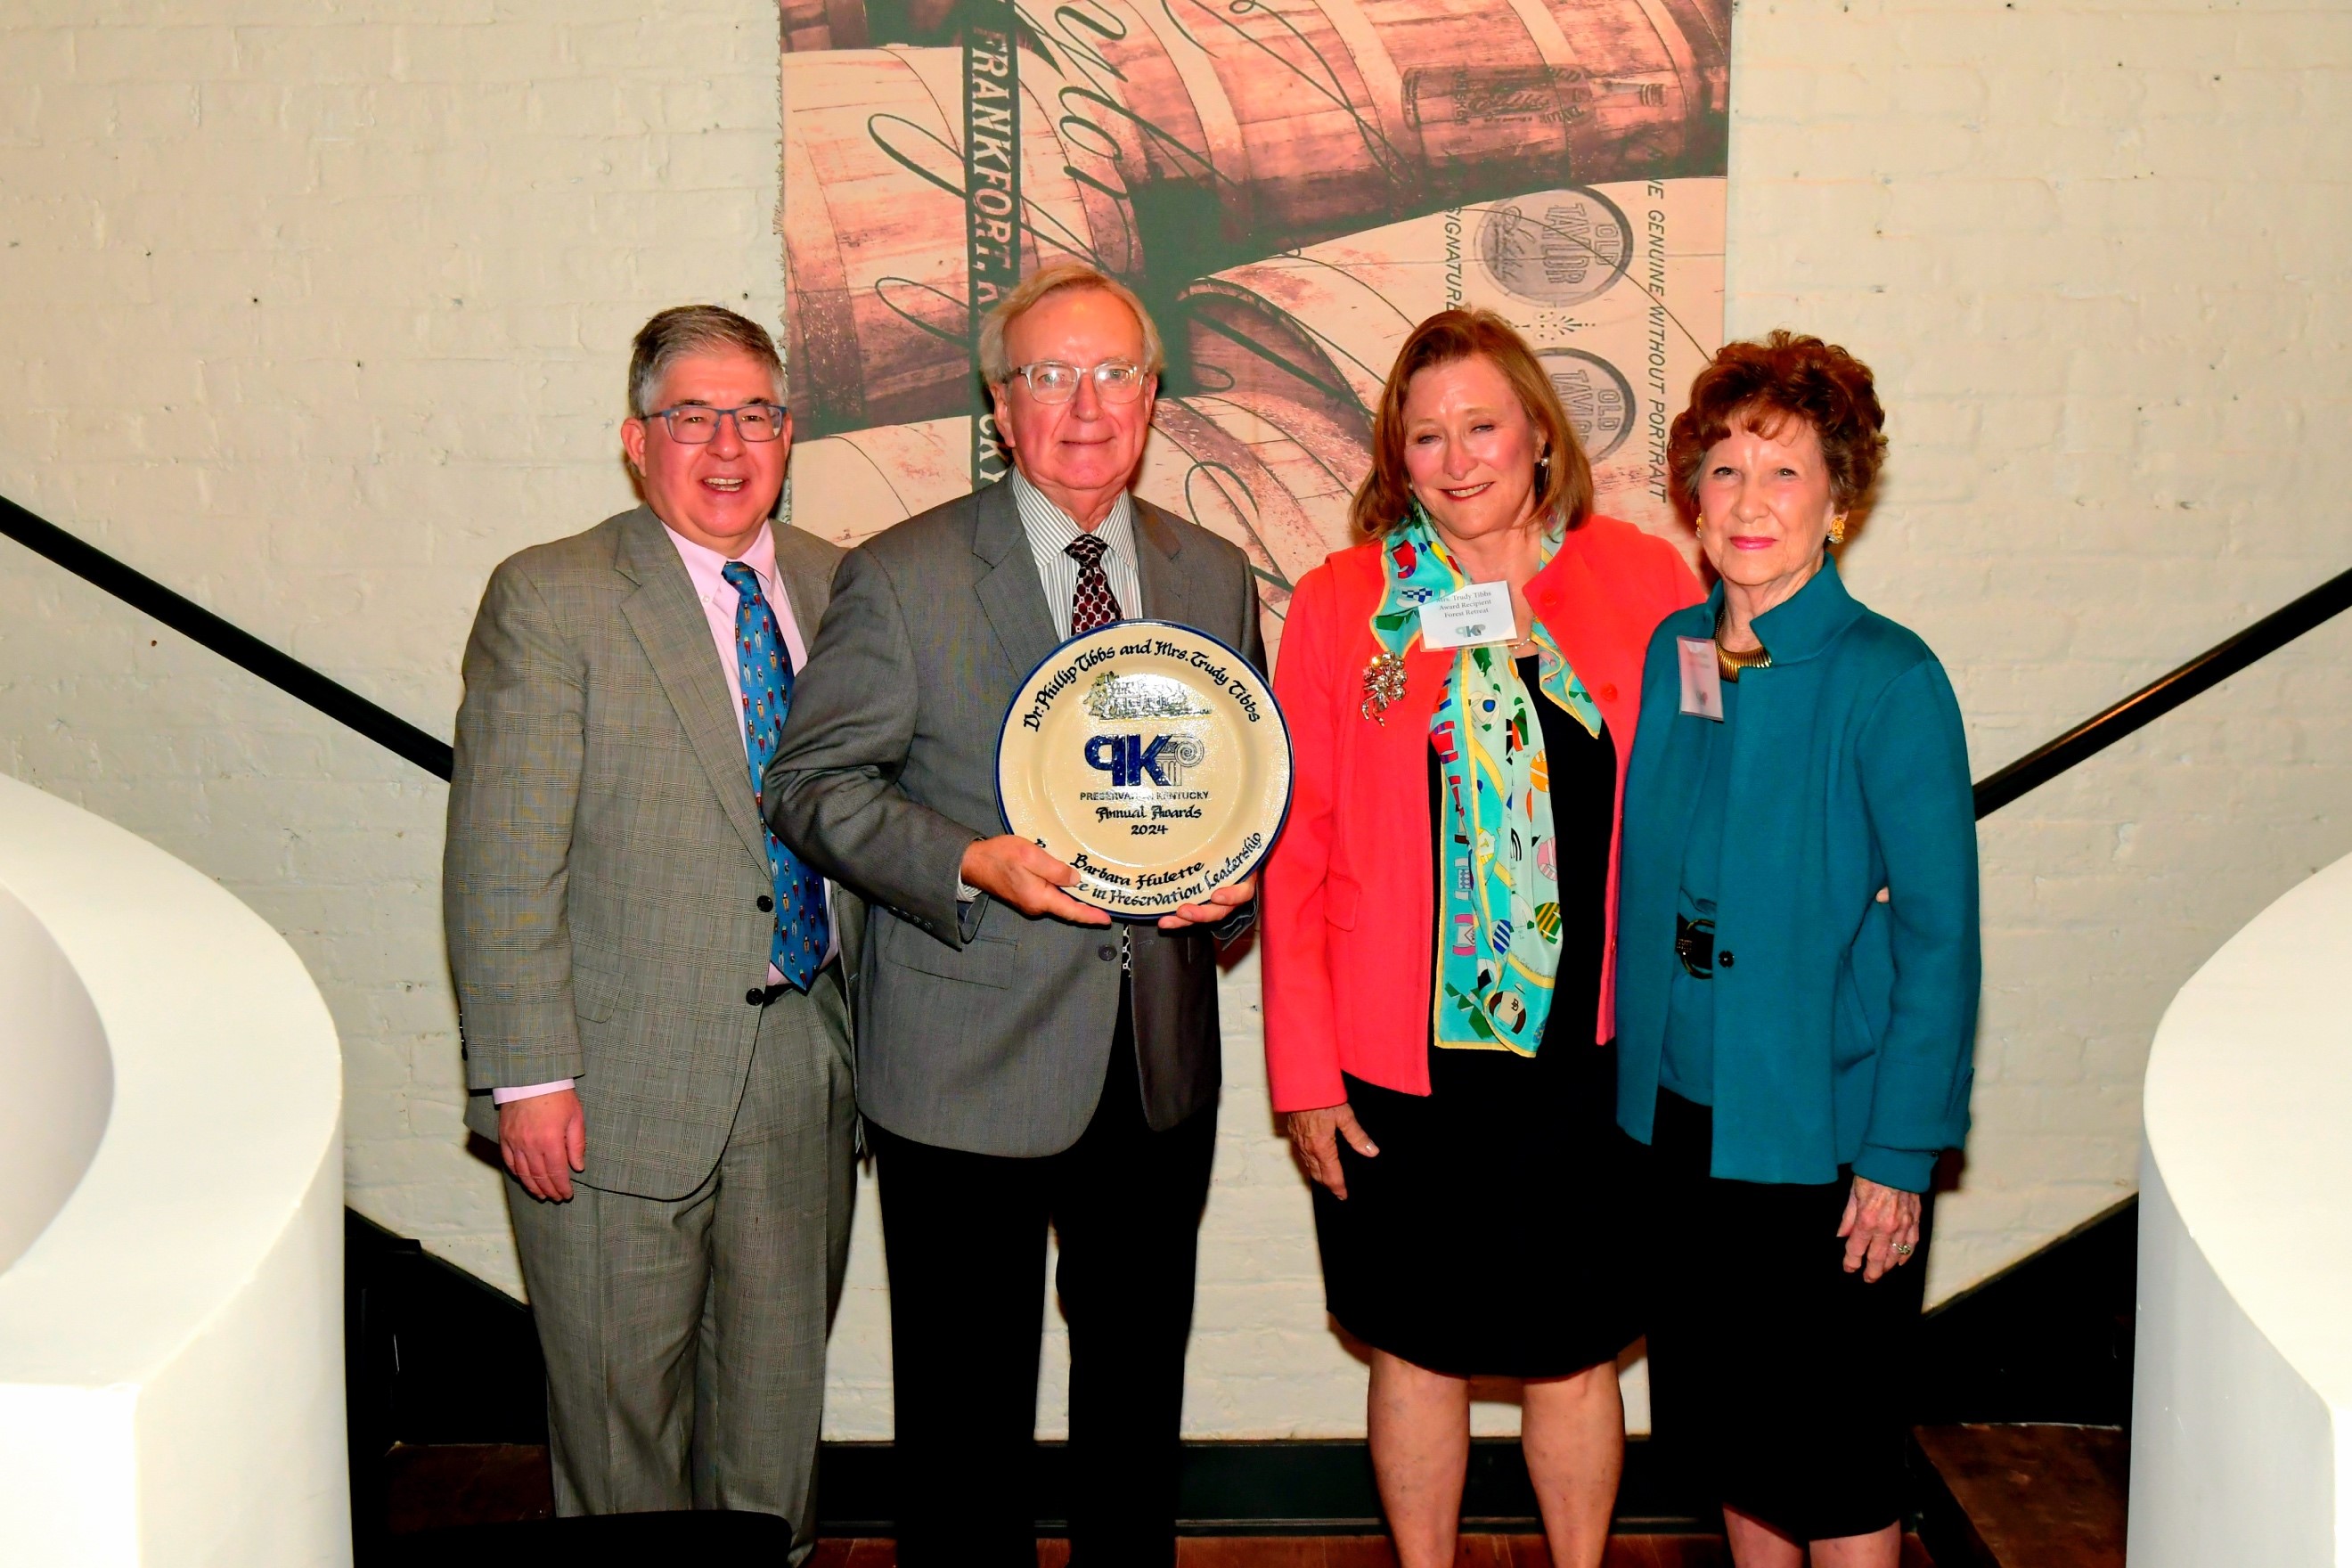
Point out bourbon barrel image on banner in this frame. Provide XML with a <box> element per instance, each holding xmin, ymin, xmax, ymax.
<box><xmin>1174</xmin><ymin>179</ymin><xmax>1723</xmax><ymax>535</ymax></box>
<box><xmin>782</xmin><ymin>0</ymin><xmax>1726</xmax><ymax>433</ymax></box>
<box><xmin>1180</xmin><ymin>187</ymin><xmax>1650</xmax><ymax>421</ymax></box>
<box><xmin>1000</xmin><ymin>0</ymin><xmax>1726</xmax><ymax>249</ymax></box>
<box><xmin>781</xmin><ymin>0</ymin><xmax>868</xmax><ymax>53</ymax></box>
<box><xmin>782</xmin><ymin>46</ymin><xmax>1145</xmax><ymax>434</ymax></box>
<box><xmin>1182</xmin><ymin>257</ymin><xmax>1406</xmax><ymax>430</ymax></box>
<box><xmin>1136</xmin><ymin>390</ymin><xmax>1374</xmax><ymax>653</ymax></box>
<box><xmin>785</xmin><ymin>416</ymin><xmax>973</xmax><ymax>548</ymax></box>
<box><xmin>780</xmin><ymin>0</ymin><xmax>961</xmax><ymax>51</ymax></box>
<box><xmin>785</xmin><ymin>393</ymin><xmax>1368</xmax><ymax>657</ymax></box>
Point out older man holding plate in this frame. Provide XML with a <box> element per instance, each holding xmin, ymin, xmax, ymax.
<box><xmin>766</xmin><ymin>261</ymin><xmax>1267</xmax><ymax>1567</ymax></box>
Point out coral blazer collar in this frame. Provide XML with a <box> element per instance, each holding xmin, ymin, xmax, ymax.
<box><xmin>1332</xmin><ymin>521</ymin><xmax>1672</xmax><ymax>1042</ymax></box>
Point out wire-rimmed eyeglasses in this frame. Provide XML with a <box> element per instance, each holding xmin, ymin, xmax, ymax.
<box><xmin>648</xmin><ymin>403</ymin><xmax>790</xmax><ymax>444</ymax></box>
<box><xmin>1009</xmin><ymin>360</ymin><xmax>1150</xmax><ymax>405</ymax></box>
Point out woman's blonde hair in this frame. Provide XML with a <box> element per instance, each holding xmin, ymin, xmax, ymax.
<box><xmin>1349</xmin><ymin>309</ymin><xmax>1596</xmax><ymax>540</ymax></box>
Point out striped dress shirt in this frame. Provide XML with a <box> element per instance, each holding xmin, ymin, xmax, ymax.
<box><xmin>1009</xmin><ymin>470</ymin><xmax>1144</xmax><ymax>639</ymax></box>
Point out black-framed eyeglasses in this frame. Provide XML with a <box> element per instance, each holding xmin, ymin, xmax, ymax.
<box><xmin>649</xmin><ymin>403</ymin><xmax>790</xmax><ymax>444</ymax></box>
<box><xmin>1009</xmin><ymin>360</ymin><xmax>1149</xmax><ymax>404</ymax></box>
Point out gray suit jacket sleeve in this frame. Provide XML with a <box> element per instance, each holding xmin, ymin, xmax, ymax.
<box><xmin>444</xmin><ymin>556</ymin><xmax>587</xmax><ymax>1088</ymax></box>
<box><xmin>766</xmin><ymin>546</ymin><xmax>976</xmax><ymax>944</ymax></box>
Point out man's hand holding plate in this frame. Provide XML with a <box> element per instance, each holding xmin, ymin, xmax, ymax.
<box><xmin>1157</xmin><ymin>874</ymin><xmax>1255</xmax><ymax>930</ymax></box>
<box><xmin>961</xmin><ymin>835</ymin><xmax>1115</xmax><ymax>927</ymax></box>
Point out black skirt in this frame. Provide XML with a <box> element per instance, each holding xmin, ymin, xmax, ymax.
<box><xmin>1644</xmin><ymin>1090</ymin><xmax>1932</xmax><ymax>1542</ymax></box>
<box><xmin>1309</xmin><ymin>671</ymin><xmax>1640</xmax><ymax>1379</ymax></box>
<box><xmin>1313</xmin><ymin>1045</ymin><xmax>1644</xmax><ymax>1377</ymax></box>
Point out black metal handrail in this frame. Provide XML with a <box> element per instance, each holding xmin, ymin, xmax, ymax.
<box><xmin>1</xmin><ymin>494</ymin><xmax>454</xmax><ymax>780</ymax></box>
<box><xmin>4</xmin><ymin>491</ymin><xmax>2348</xmax><ymax>808</ymax></box>
<box><xmin>1970</xmin><ymin>565</ymin><xmax>2352</xmax><ymax>818</ymax></box>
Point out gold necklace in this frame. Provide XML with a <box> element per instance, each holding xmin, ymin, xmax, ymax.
<box><xmin>1714</xmin><ymin>607</ymin><xmax>1770</xmax><ymax>683</ymax></box>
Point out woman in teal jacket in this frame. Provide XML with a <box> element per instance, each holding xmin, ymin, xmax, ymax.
<box><xmin>1616</xmin><ymin>332</ymin><xmax>1979</xmax><ymax>1567</ymax></box>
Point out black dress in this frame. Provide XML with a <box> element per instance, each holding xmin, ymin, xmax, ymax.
<box><xmin>1311</xmin><ymin>657</ymin><xmax>1643</xmax><ymax>1378</ymax></box>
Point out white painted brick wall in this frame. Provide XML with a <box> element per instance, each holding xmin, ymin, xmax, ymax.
<box><xmin>0</xmin><ymin>0</ymin><xmax>793</xmax><ymax>1294</ymax></box>
<box><xmin>1724</xmin><ymin>0</ymin><xmax>2352</xmax><ymax>1305</ymax></box>
<box><xmin>3</xmin><ymin>0</ymin><xmax>2347</xmax><ymax>1441</ymax></box>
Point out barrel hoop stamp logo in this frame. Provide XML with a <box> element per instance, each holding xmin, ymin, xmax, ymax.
<box><xmin>1539</xmin><ymin>347</ymin><xmax>1637</xmax><ymax>461</ymax></box>
<box><xmin>1475</xmin><ymin>187</ymin><xmax>1635</xmax><ymax>306</ymax></box>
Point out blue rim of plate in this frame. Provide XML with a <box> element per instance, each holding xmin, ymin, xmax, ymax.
<box><xmin>994</xmin><ymin>617</ymin><xmax>1293</xmax><ymax>923</ymax></box>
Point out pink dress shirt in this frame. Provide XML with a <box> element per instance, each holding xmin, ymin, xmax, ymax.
<box><xmin>494</xmin><ymin>519</ymin><xmax>825</xmax><ymax>1105</ymax></box>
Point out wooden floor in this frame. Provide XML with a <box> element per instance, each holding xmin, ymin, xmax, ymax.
<box><xmin>381</xmin><ymin>1442</ymin><xmax>1940</xmax><ymax>1566</ymax></box>
<box><xmin>1913</xmin><ymin>1425</ymin><xmax>2125</xmax><ymax>1568</ymax></box>
<box><xmin>812</xmin><ymin>1538</ymin><xmax>1937</xmax><ymax>1566</ymax></box>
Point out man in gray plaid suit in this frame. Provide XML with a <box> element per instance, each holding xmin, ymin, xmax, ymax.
<box><xmin>444</xmin><ymin>305</ymin><xmax>855</xmax><ymax>1562</ymax></box>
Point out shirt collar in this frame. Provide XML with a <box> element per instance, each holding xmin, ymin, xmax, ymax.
<box><xmin>1009</xmin><ymin>470</ymin><xmax>1137</xmax><ymax>565</ymax></box>
<box><xmin>661</xmin><ymin>518</ymin><xmax>778</xmax><ymax>601</ymax></box>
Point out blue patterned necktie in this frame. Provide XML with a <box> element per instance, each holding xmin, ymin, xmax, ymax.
<box><xmin>723</xmin><ymin>561</ymin><xmax>828</xmax><ymax>990</ymax></box>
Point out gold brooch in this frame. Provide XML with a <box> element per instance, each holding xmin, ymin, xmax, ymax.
<box><xmin>1361</xmin><ymin>651</ymin><xmax>1408</xmax><ymax>724</ymax></box>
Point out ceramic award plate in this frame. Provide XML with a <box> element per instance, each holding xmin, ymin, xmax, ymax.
<box><xmin>998</xmin><ymin>620</ymin><xmax>1292</xmax><ymax>920</ymax></box>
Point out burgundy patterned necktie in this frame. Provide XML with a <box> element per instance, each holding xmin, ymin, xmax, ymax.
<box><xmin>1066</xmin><ymin>534</ymin><xmax>1122</xmax><ymax>635</ymax></box>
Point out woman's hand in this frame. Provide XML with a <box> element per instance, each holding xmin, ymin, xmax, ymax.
<box><xmin>1838</xmin><ymin>1177</ymin><xmax>1923</xmax><ymax>1282</ymax></box>
<box><xmin>1286</xmin><ymin>1102</ymin><xmax>1379</xmax><ymax>1200</ymax></box>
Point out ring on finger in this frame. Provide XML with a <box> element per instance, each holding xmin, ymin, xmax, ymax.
<box><xmin>1891</xmin><ymin>1241</ymin><xmax>1914</xmax><ymax>1256</ymax></box>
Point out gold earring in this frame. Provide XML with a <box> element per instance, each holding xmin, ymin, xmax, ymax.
<box><xmin>1829</xmin><ymin>515</ymin><xmax>1848</xmax><ymax>546</ymax></box>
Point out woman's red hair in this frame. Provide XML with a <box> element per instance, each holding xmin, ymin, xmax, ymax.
<box><xmin>1668</xmin><ymin>331</ymin><xmax>1887</xmax><ymax>520</ymax></box>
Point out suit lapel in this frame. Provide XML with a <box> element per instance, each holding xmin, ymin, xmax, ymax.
<box><xmin>613</xmin><ymin>508</ymin><xmax>770</xmax><ymax>869</ymax></box>
<box><xmin>1131</xmin><ymin>501</ymin><xmax>1191</xmax><ymax>628</ymax></box>
<box><xmin>771</xmin><ymin>523</ymin><xmax>836</xmax><ymax>654</ymax></box>
<box><xmin>971</xmin><ymin>480</ymin><xmax>1060</xmax><ymax>675</ymax></box>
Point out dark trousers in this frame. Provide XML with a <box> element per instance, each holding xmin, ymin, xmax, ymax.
<box><xmin>866</xmin><ymin>989</ymin><xmax>1218</xmax><ymax>1567</ymax></box>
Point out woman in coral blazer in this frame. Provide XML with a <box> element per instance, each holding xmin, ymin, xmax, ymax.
<box><xmin>1262</xmin><ymin>310</ymin><xmax>1702</xmax><ymax>1568</ymax></box>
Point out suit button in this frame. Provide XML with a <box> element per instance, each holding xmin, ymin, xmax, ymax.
<box><xmin>1718</xmin><ymin>951</ymin><xmax>1735</xmax><ymax>968</ymax></box>
<box><xmin>1598</xmin><ymin>682</ymin><xmax>1618</xmax><ymax>702</ymax></box>
<box><xmin>756</xmin><ymin>894</ymin><xmax>774</xmax><ymax>912</ymax></box>
<box><xmin>1098</xmin><ymin>944</ymin><xmax>1117</xmax><ymax>961</ymax></box>
<box><xmin>745</xmin><ymin>988</ymin><xmax>764</xmax><ymax>1006</ymax></box>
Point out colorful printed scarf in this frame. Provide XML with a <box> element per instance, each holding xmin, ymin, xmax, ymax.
<box><xmin>1370</xmin><ymin>505</ymin><xmax>1601</xmax><ymax>1054</ymax></box>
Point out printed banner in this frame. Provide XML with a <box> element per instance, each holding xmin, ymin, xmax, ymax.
<box><xmin>780</xmin><ymin>0</ymin><xmax>1728</xmax><ymax>652</ymax></box>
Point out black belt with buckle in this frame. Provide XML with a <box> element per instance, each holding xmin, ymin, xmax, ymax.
<box><xmin>1675</xmin><ymin>914</ymin><xmax>1715</xmax><ymax>979</ymax></box>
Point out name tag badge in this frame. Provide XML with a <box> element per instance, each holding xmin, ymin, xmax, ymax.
<box><xmin>1418</xmin><ymin>581</ymin><xmax>1517</xmax><ymax>651</ymax></box>
<box><xmin>1678</xmin><ymin>636</ymin><xmax>1724</xmax><ymax>721</ymax></box>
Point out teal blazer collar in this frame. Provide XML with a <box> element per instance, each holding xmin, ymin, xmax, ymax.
<box><xmin>1711</xmin><ymin>555</ymin><xmax>1865</xmax><ymax>666</ymax></box>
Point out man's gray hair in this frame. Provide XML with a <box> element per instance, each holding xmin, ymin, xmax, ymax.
<box><xmin>628</xmin><ymin>304</ymin><xmax>785</xmax><ymax>419</ymax></box>
<box><xmin>976</xmin><ymin>262</ymin><xmax>1166</xmax><ymax>387</ymax></box>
